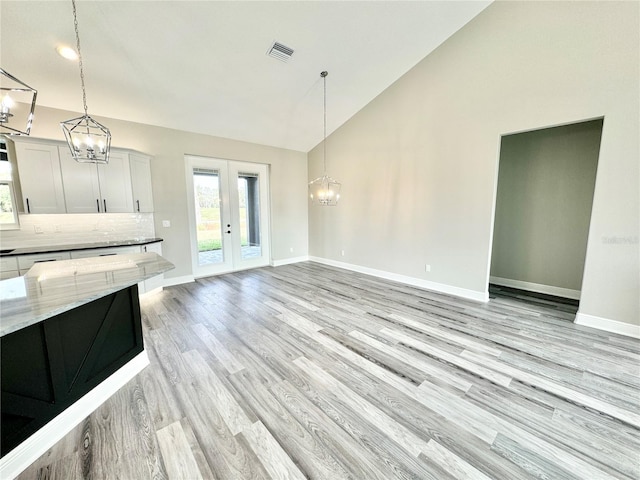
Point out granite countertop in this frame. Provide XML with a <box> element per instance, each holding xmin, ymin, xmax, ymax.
<box><xmin>0</xmin><ymin>252</ymin><xmax>174</xmax><ymax>337</ymax></box>
<box><xmin>0</xmin><ymin>237</ymin><xmax>164</xmax><ymax>257</ymax></box>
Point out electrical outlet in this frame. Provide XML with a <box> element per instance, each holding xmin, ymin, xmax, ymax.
<box><xmin>55</xmin><ymin>225</ymin><xmax>62</xmax><ymax>233</ymax></box>
<box><xmin>162</xmin><ymin>220</ymin><xmax>171</xmax><ymax>228</ymax></box>
<box><xmin>290</xmin><ymin>247</ymin><xmax>294</xmax><ymax>253</ymax></box>
<box><xmin>341</xmin><ymin>250</ymin><xmax>345</xmax><ymax>256</ymax></box>
<box><xmin>425</xmin><ymin>264</ymin><xmax>431</xmax><ymax>272</ymax></box>
<box><xmin>34</xmin><ymin>225</ymin><xmax>43</xmax><ymax>234</ymax></box>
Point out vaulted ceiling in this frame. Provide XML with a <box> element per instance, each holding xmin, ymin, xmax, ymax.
<box><xmin>1</xmin><ymin>1</ymin><xmax>491</xmax><ymax>152</ymax></box>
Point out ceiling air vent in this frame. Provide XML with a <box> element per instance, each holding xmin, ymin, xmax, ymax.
<box><xmin>267</xmin><ymin>41</ymin><xmax>294</xmax><ymax>62</ymax></box>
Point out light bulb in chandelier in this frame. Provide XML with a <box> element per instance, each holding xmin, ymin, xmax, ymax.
<box><xmin>1</xmin><ymin>93</ymin><xmax>14</xmax><ymax>121</ymax></box>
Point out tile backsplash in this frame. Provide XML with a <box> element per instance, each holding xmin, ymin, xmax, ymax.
<box><xmin>0</xmin><ymin>213</ymin><xmax>156</xmax><ymax>249</ymax></box>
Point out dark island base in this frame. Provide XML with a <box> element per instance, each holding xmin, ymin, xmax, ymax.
<box><xmin>1</xmin><ymin>284</ymin><xmax>143</xmax><ymax>457</ymax></box>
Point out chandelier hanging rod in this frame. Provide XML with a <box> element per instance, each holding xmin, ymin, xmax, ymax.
<box><xmin>71</xmin><ymin>0</ymin><xmax>88</xmax><ymax>117</ymax></box>
<box><xmin>321</xmin><ymin>70</ymin><xmax>327</xmax><ymax>174</ymax></box>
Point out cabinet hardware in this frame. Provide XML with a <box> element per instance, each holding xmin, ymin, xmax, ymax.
<box><xmin>103</xmin><ymin>199</ymin><xmax>107</xmax><ymax>212</ymax></box>
<box><xmin>26</xmin><ymin>198</ymin><xmax>30</xmax><ymax>214</ymax></box>
<box><xmin>96</xmin><ymin>199</ymin><xmax>100</xmax><ymax>212</ymax></box>
<box><xmin>136</xmin><ymin>199</ymin><xmax>140</xmax><ymax>212</ymax></box>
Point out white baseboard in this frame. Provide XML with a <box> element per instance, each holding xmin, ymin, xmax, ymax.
<box><xmin>271</xmin><ymin>256</ymin><xmax>310</xmax><ymax>267</ymax></box>
<box><xmin>489</xmin><ymin>276</ymin><xmax>581</xmax><ymax>300</ymax></box>
<box><xmin>575</xmin><ymin>312</ymin><xmax>640</xmax><ymax>339</ymax></box>
<box><xmin>0</xmin><ymin>351</ymin><xmax>150</xmax><ymax>480</ymax></box>
<box><xmin>309</xmin><ymin>256</ymin><xmax>488</xmax><ymax>303</ymax></box>
<box><xmin>161</xmin><ymin>274</ymin><xmax>195</xmax><ymax>288</ymax></box>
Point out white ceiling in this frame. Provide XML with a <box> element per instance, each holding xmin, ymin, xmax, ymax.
<box><xmin>1</xmin><ymin>1</ymin><xmax>491</xmax><ymax>152</ymax></box>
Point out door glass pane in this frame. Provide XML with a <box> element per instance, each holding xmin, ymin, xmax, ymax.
<box><xmin>193</xmin><ymin>170</ymin><xmax>223</xmax><ymax>265</ymax></box>
<box><xmin>238</xmin><ymin>173</ymin><xmax>261</xmax><ymax>259</ymax></box>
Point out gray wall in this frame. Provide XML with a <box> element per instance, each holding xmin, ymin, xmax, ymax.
<box><xmin>25</xmin><ymin>105</ymin><xmax>309</xmax><ymax>281</ymax></box>
<box><xmin>490</xmin><ymin>120</ymin><xmax>602</xmax><ymax>293</ymax></box>
<box><xmin>308</xmin><ymin>1</ymin><xmax>639</xmax><ymax>326</ymax></box>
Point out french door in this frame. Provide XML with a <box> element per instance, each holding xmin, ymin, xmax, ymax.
<box><xmin>186</xmin><ymin>156</ymin><xmax>270</xmax><ymax>277</ymax></box>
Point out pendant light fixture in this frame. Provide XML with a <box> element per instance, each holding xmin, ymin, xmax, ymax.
<box><xmin>60</xmin><ymin>0</ymin><xmax>111</xmax><ymax>164</ymax></box>
<box><xmin>309</xmin><ymin>71</ymin><xmax>341</xmax><ymax>206</ymax></box>
<box><xmin>0</xmin><ymin>68</ymin><xmax>37</xmax><ymax>136</ymax></box>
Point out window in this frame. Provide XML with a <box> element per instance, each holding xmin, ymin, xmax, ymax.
<box><xmin>0</xmin><ymin>138</ymin><xmax>20</xmax><ymax>230</ymax></box>
<box><xmin>0</xmin><ymin>180</ymin><xmax>19</xmax><ymax>230</ymax></box>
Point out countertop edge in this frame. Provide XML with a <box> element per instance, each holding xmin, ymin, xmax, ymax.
<box><xmin>1</xmin><ymin>238</ymin><xmax>164</xmax><ymax>257</ymax></box>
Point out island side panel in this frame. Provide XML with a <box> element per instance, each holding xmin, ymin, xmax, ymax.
<box><xmin>1</xmin><ymin>284</ymin><xmax>144</xmax><ymax>457</ymax></box>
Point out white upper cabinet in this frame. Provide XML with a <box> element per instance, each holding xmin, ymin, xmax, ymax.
<box><xmin>59</xmin><ymin>148</ymin><xmax>102</xmax><ymax>213</ymax></box>
<box><xmin>13</xmin><ymin>138</ymin><xmax>152</xmax><ymax>214</ymax></box>
<box><xmin>13</xmin><ymin>140</ymin><xmax>66</xmax><ymax>214</ymax></box>
<box><xmin>129</xmin><ymin>153</ymin><xmax>154</xmax><ymax>212</ymax></box>
<box><xmin>98</xmin><ymin>151</ymin><xmax>133</xmax><ymax>213</ymax></box>
<box><xmin>60</xmin><ymin>148</ymin><xmax>133</xmax><ymax>213</ymax></box>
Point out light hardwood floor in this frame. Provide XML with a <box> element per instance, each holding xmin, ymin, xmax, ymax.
<box><xmin>17</xmin><ymin>262</ymin><xmax>640</xmax><ymax>479</ymax></box>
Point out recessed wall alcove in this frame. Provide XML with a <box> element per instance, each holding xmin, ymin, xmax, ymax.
<box><xmin>489</xmin><ymin>118</ymin><xmax>604</xmax><ymax>311</ymax></box>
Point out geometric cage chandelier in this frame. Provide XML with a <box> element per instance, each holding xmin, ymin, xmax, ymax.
<box><xmin>0</xmin><ymin>68</ymin><xmax>37</xmax><ymax>136</ymax></box>
<box><xmin>60</xmin><ymin>0</ymin><xmax>111</xmax><ymax>164</ymax></box>
<box><xmin>308</xmin><ymin>70</ymin><xmax>341</xmax><ymax>206</ymax></box>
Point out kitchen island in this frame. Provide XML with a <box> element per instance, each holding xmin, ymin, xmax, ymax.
<box><xmin>0</xmin><ymin>252</ymin><xmax>174</xmax><ymax>478</ymax></box>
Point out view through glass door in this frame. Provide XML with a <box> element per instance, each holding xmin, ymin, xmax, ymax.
<box><xmin>186</xmin><ymin>156</ymin><xmax>270</xmax><ymax>277</ymax></box>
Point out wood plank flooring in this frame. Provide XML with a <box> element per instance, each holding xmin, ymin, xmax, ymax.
<box><xmin>16</xmin><ymin>262</ymin><xmax>640</xmax><ymax>479</ymax></box>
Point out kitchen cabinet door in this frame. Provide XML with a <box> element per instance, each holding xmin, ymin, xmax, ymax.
<box><xmin>129</xmin><ymin>153</ymin><xmax>154</xmax><ymax>213</ymax></box>
<box><xmin>140</xmin><ymin>242</ymin><xmax>164</xmax><ymax>293</ymax></box>
<box><xmin>59</xmin><ymin>148</ymin><xmax>102</xmax><ymax>213</ymax></box>
<box><xmin>0</xmin><ymin>257</ymin><xmax>19</xmax><ymax>279</ymax></box>
<box><xmin>69</xmin><ymin>246</ymin><xmax>139</xmax><ymax>259</ymax></box>
<box><xmin>13</xmin><ymin>141</ymin><xmax>66</xmax><ymax>214</ymax></box>
<box><xmin>141</xmin><ymin>242</ymin><xmax>162</xmax><ymax>255</ymax></box>
<box><xmin>97</xmin><ymin>152</ymin><xmax>133</xmax><ymax>213</ymax></box>
<box><xmin>17</xmin><ymin>252</ymin><xmax>72</xmax><ymax>273</ymax></box>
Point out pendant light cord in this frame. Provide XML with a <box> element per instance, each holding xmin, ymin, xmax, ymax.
<box><xmin>321</xmin><ymin>71</ymin><xmax>328</xmax><ymax>174</ymax></box>
<box><xmin>71</xmin><ymin>0</ymin><xmax>88</xmax><ymax>116</ymax></box>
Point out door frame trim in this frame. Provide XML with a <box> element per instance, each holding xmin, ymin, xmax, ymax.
<box><xmin>185</xmin><ymin>155</ymin><xmax>271</xmax><ymax>278</ymax></box>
